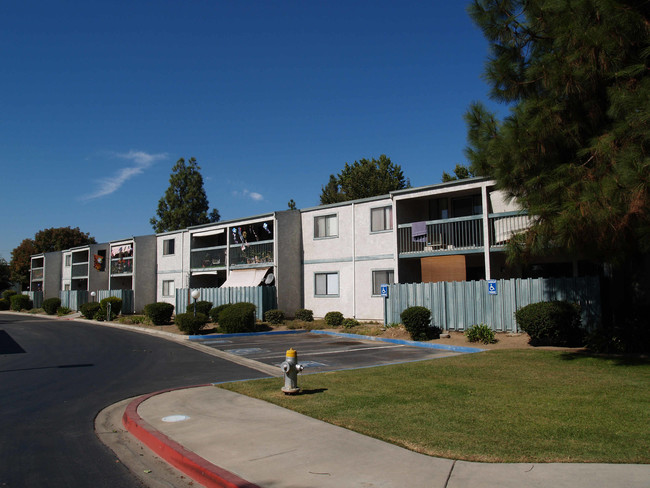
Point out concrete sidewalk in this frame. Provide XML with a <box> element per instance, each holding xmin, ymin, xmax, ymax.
<box><xmin>122</xmin><ymin>385</ymin><xmax>650</xmax><ymax>488</ymax></box>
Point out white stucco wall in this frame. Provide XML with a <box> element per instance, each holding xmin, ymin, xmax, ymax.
<box><xmin>156</xmin><ymin>230</ymin><xmax>188</xmax><ymax>306</ymax></box>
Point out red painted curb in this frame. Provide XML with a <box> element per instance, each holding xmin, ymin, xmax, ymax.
<box><xmin>122</xmin><ymin>385</ymin><xmax>263</xmax><ymax>488</ymax></box>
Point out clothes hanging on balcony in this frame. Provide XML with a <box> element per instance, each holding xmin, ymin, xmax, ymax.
<box><xmin>411</xmin><ymin>221</ymin><xmax>427</xmax><ymax>243</ymax></box>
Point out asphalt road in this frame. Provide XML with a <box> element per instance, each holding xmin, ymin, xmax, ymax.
<box><xmin>0</xmin><ymin>314</ymin><xmax>268</xmax><ymax>488</ymax></box>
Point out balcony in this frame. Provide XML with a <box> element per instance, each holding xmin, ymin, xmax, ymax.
<box><xmin>31</xmin><ymin>268</ymin><xmax>44</xmax><ymax>280</ymax></box>
<box><xmin>71</xmin><ymin>263</ymin><xmax>89</xmax><ymax>278</ymax></box>
<box><xmin>191</xmin><ymin>247</ymin><xmax>226</xmax><ymax>270</ymax></box>
<box><xmin>111</xmin><ymin>258</ymin><xmax>133</xmax><ymax>275</ymax></box>
<box><xmin>398</xmin><ymin>211</ymin><xmax>529</xmax><ymax>257</ymax></box>
<box><xmin>230</xmin><ymin>241</ymin><xmax>273</xmax><ymax>267</ymax></box>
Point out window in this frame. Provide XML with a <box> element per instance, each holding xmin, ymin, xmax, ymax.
<box><xmin>64</xmin><ymin>284</ymin><xmax>70</xmax><ymax>291</ymax></box>
<box><xmin>314</xmin><ymin>214</ymin><xmax>338</xmax><ymax>238</ymax></box>
<box><xmin>371</xmin><ymin>206</ymin><xmax>393</xmax><ymax>232</ymax></box>
<box><xmin>315</xmin><ymin>272</ymin><xmax>339</xmax><ymax>296</ymax></box>
<box><xmin>162</xmin><ymin>280</ymin><xmax>175</xmax><ymax>297</ymax></box>
<box><xmin>163</xmin><ymin>239</ymin><xmax>175</xmax><ymax>255</ymax></box>
<box><xmin>372</xmin><ymin>270</ymin><xmax>394</xmax><ymax>296</ymax></box>
<box><xmin>65</xmin><ymin>255</ymin><xmax>71</xmax><ymax>267</ymax></box>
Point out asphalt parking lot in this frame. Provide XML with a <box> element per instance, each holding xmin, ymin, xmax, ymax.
<box><xmin>191</xmin><ymin>331</ymin><xmax>465</xmax><ymax>373</ymax></box>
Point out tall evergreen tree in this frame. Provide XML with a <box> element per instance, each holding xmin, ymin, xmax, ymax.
<box><xmin>150</xmin><ymin>157</ymin><xmax>220</xmax><ymax>233</ymax></box>
<box><xmin>465</xmin><ymin>0</ymin><xmax>649</xmax><ymax>263</ymax></box>
<box><xmin>464</xmin><ymin>0</ymin><xmax>650</xmax><ymax>337</ymax></box>
<box><xmin>442</xmin><ymin>163</ymin><xmax>474</xmax><ymax>182</ymax></box>
<box><xmin>320</xmin><ymin>155</ymin><xmax>410</xmax><ymax>204</ymax></box>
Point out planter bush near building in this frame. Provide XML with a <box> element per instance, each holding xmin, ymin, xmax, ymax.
<box><xmin>187</xmin><ymin>300</ymin><xmax>213</xmax><ymax>317</ymax></box>
<box><xmin>209</xmin><ymin>304</ymin><xmax>232</xmax><ymax>324</ymax></box>
<box><xmin>42</xmin><ymin>297</ymin><xmax>62</xmax><ymax>315</ymax></box>
<box><xmin>80</xmin><ymin>302</ymin><xmax>101</xmax><ymax>320</ymax></box>
<box><xmin>219</xmin><ymin>302</ymin><xmax>256</xmax><ymax>333</ymax></box>
<box><xmin>144</xmin><ymin>302</ymin><xmax>175</xmax><ymax>325</ymax></box>
<box><xmin>294</xmin><ymin>309</ymin><xmax>314</xmax><ymax>322</ymax></box>
<box><xmin>465</xmin><ymin>323</ymin><xmax>496</xmax><ymax>344</ymax></box>
<box><xmin>96</xmin><ymin>296</ymin><xmax>122</xmax><ymax>322</ymax></box>
<box><xmin>2</xmin><ymin>290</ymin><xmax>17</xmax><ymax>302</ymax></box>
<box><xmin>0</xmin><ymin>298</ymin><xmax>9</xmax><ymax>310</ymax></box>
<box><xmin>175</xmin><ymin>312</ymin><xmax>209</xmax><ymax>335</ymax></box>
<box><xmin>342</xmin><ymin>318</ymin><xmax>359</xmax><ymax>329</ymax></box>
<box><xmin>10</xmin><ymin>294</ymin><xmax>32</xmax><ymax>312</ymax></box>
<box><xmin>264</xmin><ymin>309</ymin><xmax>285</xmax><ymax>324</ymax></box>
<box><xmin>324</xmin><ymin>311</ymin><xmax>344</xmax><ymax>327</ymax></box>
<box><xmin>515</xmin><ymin>301</ymin><xmax>583</xmax><ymax>346</ymax></box>
<box><xmin>401</xmin><ymin>306</ymin><xmax>438</xmax><ymax>341</ymax></box>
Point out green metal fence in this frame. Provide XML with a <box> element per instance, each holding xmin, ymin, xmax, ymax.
<box><xmin>385</xmin><ymin>276</ymin><xmax>600</xmax><ymax>332</ymax></box>
<box><xmin>176</xmin><ymin>286</ymin><xmax>277</xmax><ymax>321</ymax></box>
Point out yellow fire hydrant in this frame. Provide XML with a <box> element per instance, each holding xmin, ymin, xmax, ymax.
<box><xmin>280</xmin><ymin>348</ymin><xmax>304</xmax><ymax>394</ymax></box>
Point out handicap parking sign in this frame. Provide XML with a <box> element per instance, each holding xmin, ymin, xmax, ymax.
<box><xmin>487</xmin><ymin>280</ymin><xmax>498</xmax><ymax>295</ymax></box>
<box><xmin>380</xmin><ymin>284</ymin><xmax>389</xmax><ymax>298</ymax></box>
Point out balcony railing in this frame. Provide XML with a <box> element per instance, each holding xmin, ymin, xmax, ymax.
<box><xmin>31</xmin><ymin>268</ymin><xmax>44</xmax><ymax>280</ymax></box>
<box><xmin>111</xmin><ymin>258</ymin><xmax>133</xmax><ymax>275</ymax></box>
<box><xmin>230</xmin><ymin>241</ymin><xmax>273</xmax><ymax>267</ymax></box>
<box><xmin>191</xmin><ymin>247</ymin><xmax>226</xmax><ymax>269</ymax></box>
<box><xmin>398</xmin><ymin>211</ymin><xmax>529</xmax><ymax>256</ymax></box>
<box><xmin>71</xmin><ymin>263</ymin><xmax>89</xmax><ymax>277</ymax></box>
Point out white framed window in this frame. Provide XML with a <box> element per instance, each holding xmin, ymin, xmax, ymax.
<box><xmin>315</xmin><ymin>272</ymin><xmax>339</xmax><ymax>296</ymax></box>
<box><xmin>163</xmin><ymin>238</ymin><xmax>175</xmax><ymax>255</ymax></box>
<box><xmin>65</xmin><ymin>254</ymin><xmax>71</xmax><ymax>267</ymax></box>
<box><xmin>371</xmin><ymin>206</ymin><xmax>393</xmax><ymax>232</ymax></box>
<box><xmin>64</xmin><ymin>284</ymin><xmax>70</xmax><ymax>291</ymax></box>
<box><xmin>372</xmin><ymin>269</ymin><xmax>394</xmax><ymax>296</ymax></box>
<box><xmin>162</xmin><ymin>280</ymin><xmax>175</xmax><ymax>297</ymax></box>
<box><xmin>314</xmin><ymin>214</ymin><xmax>338</xmax><ymax>238</ymax></box>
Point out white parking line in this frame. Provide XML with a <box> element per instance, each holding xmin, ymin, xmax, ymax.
<box><xmin>251</xmin><ymin>344</ymin><xmax>405</xmax><ymax>360</ymax></box>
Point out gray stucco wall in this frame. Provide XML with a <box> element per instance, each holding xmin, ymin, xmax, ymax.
<box><xmin>134</xmin><ymin>235</ymin><xmax>157</xmax><ymax>313</ymax></box>
<box><xmin>88</xmin><ymin>243</ymin><xmax>110</xmax><ymax>293</ymax></box>
<box><xmin>274</xmin><ymin>210</ymin><xmax>303</xmax><ymax>315</ymax></box>
<box><xmin>43</xmin><ymin>252</ymin><xmax>62</xmax><ymax>300</ymax></box>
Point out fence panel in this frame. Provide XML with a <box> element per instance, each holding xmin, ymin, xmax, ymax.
<box><xmin>59</xmin><ymin>290</ymin><xmax>89</xmax><ymax>311</ymax></box>
<box><xmin>385</xmin><ymin>276</ymin><xmax>600</xmax><ymax>332</ymax></box>
<box><xmin>97</xmin><ymin>289</ymin><xmax>134</xmax><ymax>314</ymax></box>
<box><xmin>176</xmin><ymin>287</ymin><xmax>277</xmax><ymax>321</ymax></box>
<box><xmin>26</xmin><ymin>291</ymin><xmax>44</xmax><ymax>309</ymax></box>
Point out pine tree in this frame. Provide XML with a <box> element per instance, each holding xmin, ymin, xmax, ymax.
<box><xmin>150</xmin><ymin>157</ymin><xmax>220</xmax><ymax>233</ymax></box>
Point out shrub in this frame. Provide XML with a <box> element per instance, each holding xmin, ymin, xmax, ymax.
<box><xmin>219</xmin><ymin>302</ymin><xmax>256</xmax><ymax>333</ymax></box>
<box><xmin>57</xmin><ymin>306</ymin><xmax>72</xmax><ymax>316</ymax></box>
<box><xmin>342</xmin><ymin>318</ymin><xmax>359</xmax><ymax>329</ymax></box>
<box><xmin>586</xmin><ymin>318</ymin><xmax>650</xmax><ymax>354</ymax></box>
<box><xmin>99</xmin><ymin>296</ymin><xmax>123</xmax><ymax>321</ymax></box>
<box><xmin>465</xmin><ymin>323</ymin><xmax>496</xmax><ymax>344</ymax></box>
<box><xmin>400</xmin><ymin>306</ymin><xmax>433</xmax><ymax>341</ymax></box>
<box><xmin>515</xmin><ymin>301</ymin><xmax>583</xmax><ymax>346</ymax></box>
<box><xmin>0</xmin><ymin>298</ymin><xmax>10</xmax><ymax>310</ymax></box>
<box><xmin>144</xmin><ymin>302</ymin><xmax>175</xmax><ymax>325</ymax></box>
<box><xmin>175</xmin><ymin>312</ymin><xmax>209</xmax><ymax>335</ymax></box>
<box><xmin>187</xmin><ymin>300</ymin><xmax>213</xmax><ymax>316</ymax></box>
<box><xmin>210</xmin><ymin>304</ymin><xmax>232</xmax><ymax>323</ymax></box>
<box><xmin>42</xmin><ymin>297</ymin><xmax>62</xmax><ymax>315</ymax></box>
<box><xmin>2</xmin><ymin>290</ymin><xmax>17</xmax><ymax>301</ymax></box>
<box><xmin>324</xmin><ymin>311</ymin><xmax>344</xmax><ymax>327</ymax></box>
<box><xmin>118</xmin><ymin>315</ymin><xmax>149</xmax><ymax>325</ymax></box>
<box><xmin>294</xmin><ymin>308</ymin><xmax>314</xmax><ymax>322</ymax></box>
<box><xmin>264</xmin><ymin>309</ymin><xmax>285</xmax><ymax>324</ymax></box>
<box><xmin>10</xmin><ymin>294</ymin><xmax>32</xmax><ymax>311</ymax></box>
<box><xmin>80</xmin><ymin>302</ymin><xmax>101</xmax><ymax>319</ymax></box>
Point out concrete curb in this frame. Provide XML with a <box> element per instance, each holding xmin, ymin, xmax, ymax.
<box><xmin>122</xmin><ymin>385</ymin><xmax>263</xmax><ymax>488</ymax></box>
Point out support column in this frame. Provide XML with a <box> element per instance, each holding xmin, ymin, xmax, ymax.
<box><xmin>482</xmin><ymin>186</ymin><xmax>491</xmax><ymax>280</ymax></box>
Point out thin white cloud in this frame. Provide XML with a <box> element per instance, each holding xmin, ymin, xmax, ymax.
<box><xmin>232</xmin><ymin>189</ymin><xmax>264</xmax><ymax>202</ymax></box>
<box><xmin>82</xmin><ymin>150</ymin><xmax>167</xmax><ymax>200</ymax></box>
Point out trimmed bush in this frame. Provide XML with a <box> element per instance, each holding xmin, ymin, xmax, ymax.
<box><xmin>324</xmin><ymin>311</ymin><xmax>344</xmax><ymax>327</ymax></box>
<box><xmin>466</xmin><ymin>323</ymin><xmax>496</xmax><ymax>344</ymax></box>
<box><xmin>342</xmin><ymin>318</ymin><xmax>359</xmax><ymax>329</ymax></box>
<box><xmin>210</xmin><ymin>304</ymin><xmax>232</xmax><ymax>323</ymax></box>
<box><xmin>57</xmin><ymin>306</ymin><xmax>72</xmax><ymax>316</ymax></box>
<box><xmin>10</xmin><ymin>294</ymin><xmax>32</xmax><ymax>311</ymax></box>
<box><xmin>80</xmin><ymin>302</ymin><xmax>101</xmax><ymax>319</ymax></box>
<box><xmin>187</xmin><ymin>300</ymin><xmax>213</xmax><ymax>316</ymax></box>
<box><xmin>515</xmin><ymin>301</ymin><xmax>583</xmax><ymax>346</ymax></box>
<box><xmin>264</xmin><ymin>309</ymin><xmax>285</xmax><ymax>325</ymax></box>
<box><xmin>0</xmin><ymin>298</ymin><xmax>10</xmax><ymax>310</ymax></box>
<box><xmin>175</xmin><ymin>312</ymin><xmax>209</xmax><ymax>335</ymax></box>
<box><xmin>401</xmin><ymin>306</ymin><xmax>432</xmax><ymax>341</ymax></box>
<box><xmin>294</xmin><ymin>308</ymin><xmax>314</xmax><ymax>322</ymax></box>
<box><xmin>99</xmin><ymin>296</ymin><xmax>123</xmax><ymax>321</ymax></box>
<box><xmin>144</xmin><ymin>302</ymin><xmax>175</xmax><ymax>325</ymax></box>
<box><xmin>42</xmin><ymin>297</ymin><xmax>62</xmax><ymax>315</ymax></box>
<box><xmin>219</xmin><ymin>302</ymin><xmax>256</xmax><ymax>333</ymax></box>
<box><xmin>2</xmin><ymin>290</ymin><xmax>17</xmax><ymax>301</ymax></box>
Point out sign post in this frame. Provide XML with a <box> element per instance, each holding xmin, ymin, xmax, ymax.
<box><xmin>380</xmin><ymin>284</ymin><xmax>389</xmax><ymax>325</ymax></box>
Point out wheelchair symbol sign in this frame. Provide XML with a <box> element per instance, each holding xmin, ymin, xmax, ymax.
<box><xmin>488</xmin><ymin>280</ymin><xmax>498</xmax><ymax>295</ymax></box>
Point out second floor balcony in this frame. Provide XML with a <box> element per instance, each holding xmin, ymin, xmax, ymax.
<box><xmin>71</xmin><ymin>262</ymin><xmax>89</xmax><ymax>278</ymax></box>
<box><xmin>230</xmin><ymin>241</ymin><xmax>274</xmax><ymax>267</ymax></box>
<box><xmin>191</xmin><ymin>247</ymin><xmax>227</xmax><ymax>270</ymax></box>
<box><xmin>398</xmin><ymin>211</ymin><xmax>530</xmax><ymax>257</ymax></box>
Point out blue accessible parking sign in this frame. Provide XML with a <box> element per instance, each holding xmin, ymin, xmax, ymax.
<box><xmin>487</xmin><ymin>279</ymin><xmax>498</xmax><ymax>295</ymax></box>
<box><xmin>380</xmin><ymin>284</ymin><xmax>389</xmax><ymax>298</ymax></box>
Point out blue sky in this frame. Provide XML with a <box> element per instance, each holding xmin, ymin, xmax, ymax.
<box><xmin>0</xmin><ymin>1</ymin><xmax>501</xmax><ymax>260</ymax></box>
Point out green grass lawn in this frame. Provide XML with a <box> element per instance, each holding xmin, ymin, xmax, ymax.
<box><xmin>217</xmin><ymin>349</ymin><xmax>650</xmax><ymax>463</ymax></box>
